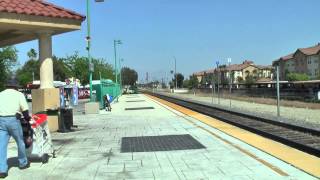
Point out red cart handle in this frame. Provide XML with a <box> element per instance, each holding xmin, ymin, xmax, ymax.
<box><xmin>31</xmin><ymin>114</ymin><xmax>48</xmax><ymax>128</ymax></box>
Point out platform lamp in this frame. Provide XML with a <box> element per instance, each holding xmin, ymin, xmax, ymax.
<box><xmin>86</xmin><ymin>0</ymin><xmax>104</xmax><ymax>102</ymax></box>
<box><xmin>114</xmin><ymin>40</ymin><xmax>122</xmax><ymax>84</ymax></box>
<box><xmin>216</xmin><ymin>61</ymin><xmax>220</xmax><ymax>105</ymax></box>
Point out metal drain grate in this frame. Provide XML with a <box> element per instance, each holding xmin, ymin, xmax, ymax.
<box><xmin>121</xmin><ymin>134</ymin><xmax>205</xmax><ymax>153</ymax></box>
<box><xmin>125</xmin><ymin>107</ymin><xmax>154</xmax><ymax>110</ymax></box>
<box><xmin>126</xmin><ymin>100</ymin><xmax>146</xmax><ymax>102</ymax></box>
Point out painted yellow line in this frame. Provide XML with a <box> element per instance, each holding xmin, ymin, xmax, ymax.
<box><xmin>145</xmin><ymin>94</ymin><xmax>320</xmax><ymax>178</ymax></box>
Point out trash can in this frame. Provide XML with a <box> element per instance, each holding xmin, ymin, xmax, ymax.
<box><xmin>59</xmin><ymin>108</ymin><xmax>73</xmax><ymax>132</ymax></box>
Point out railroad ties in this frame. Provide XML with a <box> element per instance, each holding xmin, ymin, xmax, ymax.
<box><xmin>146</xmin><ymin>91</ymin><xmax>320</xmax><ymax>158</ymax></box>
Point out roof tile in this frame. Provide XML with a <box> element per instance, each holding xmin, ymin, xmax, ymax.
<box><xmin>0</xmin><ymin>0</ymin><xmax>85</xmax><ymax>21</ymax></box>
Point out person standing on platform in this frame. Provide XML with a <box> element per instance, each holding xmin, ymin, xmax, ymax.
<box><xmin>104</xmin><ymin>94</ymin><xmax>112</xmax><ymax>112</ymax></box>
<box><xmin>0</xmin><ymin>87</ymin><xmax>31</xmax><ymax>178</ymax></box>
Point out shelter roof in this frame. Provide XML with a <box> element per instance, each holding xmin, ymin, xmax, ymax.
<box><xmin>297</xmin><ymin>44</ymin><xmax>320</xmax><ymax>56</ymax></box>
<box><xmin>0</xmin><ymin>0</ymin><xmax>85</xmax><ymax>20</ymax></box>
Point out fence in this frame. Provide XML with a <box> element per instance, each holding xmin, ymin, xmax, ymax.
<box><xmin>93</xmin><ymin>79</ymin><xmax>121</xmax><ymax>109</ymax></box>
<box><xmin>195</xmin><ymin>87</ymin><xmax>319</xmax><ymax>101</ymax></box>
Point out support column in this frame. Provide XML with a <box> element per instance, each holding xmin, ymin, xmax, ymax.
<box><xmin>39</xmin><ymin>32</ymin><xmax>53</xmax><ymax>89</ymax></box>
<box><xmin>32</xmin><ymin>32</ymin><xmax>59</xmax><ymax>132</ymax></box>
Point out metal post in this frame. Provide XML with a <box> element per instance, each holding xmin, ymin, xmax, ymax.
<box><xmin>174</xmin><ymin>57</ymin><xmax>177</xmax><ymax>90</ymax></box>
<box><xmin>211</xmin><ymin>74</ymin><xmax>214</xmax><ymax>104</ymax></box>
<box><xmin>114</xmin><ymin>40</ymin><xmax>118</xmax><ymax>84</ymax></box>
<box><xmin>86</xmin><ymin>0</ymin><xmax>93</xmax><ymax>102</ymax></box>
<box><xmin>276</xmin><ymin>66</ymin><xmax>280</xmax><ymax>117</ymax></box>
<box><xmin>119</xmin><ymin>58</ymin><xmax>123</xmax><ymax>92</ymax></box>
<box><xmin>216</xmin><ymin>62</ymin><xmax>220</xmax><ymax>105</ymax></box>
<box><xmin>228</xmin><ymin>58</ymin><xmax>232</xmax><ymax>108</ymax></box>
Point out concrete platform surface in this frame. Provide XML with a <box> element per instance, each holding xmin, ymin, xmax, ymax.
<box><xmin>6</xmin><ymin>94</ymin><xmax>317</xmax><ymax>180</ymax></box>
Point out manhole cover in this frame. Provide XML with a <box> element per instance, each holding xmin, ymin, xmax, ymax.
<box><xmin>126</xmin><ymin>100</ymin><xmax>146</xmax><ymax>102</ymax></box>
<box><xmin>125</xmin><ymin>107</ymin><xmax>154</xmax><ymax>110</ymax></box>
<box><xmin>121</xmin><ymin>134</ymin><xmax>205</xmax><ymax>153</ymax></box>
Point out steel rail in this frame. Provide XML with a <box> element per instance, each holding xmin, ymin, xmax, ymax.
<box><xmin>144</xmin><ymin>91</ymin><xmax>320</xmax><ymax>157</ymax></box>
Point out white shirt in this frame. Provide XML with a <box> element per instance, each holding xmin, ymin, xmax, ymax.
<box><xmin>106</xmin><ymin>94</ymin><xmax>111</xmax><ymax>101</ymax></box>
<box><xmin>0</xmin><ymin>89</ymin><xmax>29</xmax><ymax>116</ymax></box>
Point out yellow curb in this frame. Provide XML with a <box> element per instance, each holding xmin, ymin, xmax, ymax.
<box><xmin>146</xmin><ymin>94</ymin><xmax>320</xmax><ymax>178</ymax></box>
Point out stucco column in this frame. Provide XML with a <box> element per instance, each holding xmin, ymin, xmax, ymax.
<box><xmin>38</xmin><ymin>32</ymin><xmax>53</xmax><ymax>89</ymax></box>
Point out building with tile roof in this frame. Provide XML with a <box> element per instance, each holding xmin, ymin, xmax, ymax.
<box><xmin>193</xmin><ymin>60</ymin><xmax>273</xmax><ymax>86</ymax></box>
<box><xmin>273</xmin><ymin>43</ymin><xmax>320</xmax><ymax>80</ymax></box>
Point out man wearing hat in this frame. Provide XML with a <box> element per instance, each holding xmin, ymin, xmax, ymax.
<box><xmin>0</xmin><ymin>84</ymin><xmax>31</xmax><ymax>178</ymax></box>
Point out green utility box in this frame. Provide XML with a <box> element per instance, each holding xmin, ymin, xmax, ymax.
<box><xmin>93</xmin><ymin>79</ymin><xmax>121</xmax><ymax>109</ymax></box>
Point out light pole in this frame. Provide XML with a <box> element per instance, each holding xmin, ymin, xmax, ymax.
<box><xmin>228</xmin><ymin>58</ymin><xmax>232</xmax><ymax>108</ymax></box>
<box><xmin>113</xmin><ymin>40</ymin><xmax>122</xmax><ymax>84</ymax></box>
<box><xmin>86</xmin><ymin>0</ymin><xmax>104</xmax><ymax>102</ymax></box>
<box><xmin>216</xmin><ymin>61</ymin><xmax>220</xmax><ymax>105</ymax></box>
<box><xmin>211</xmin><ymin>73</ymin><xmax>215</xmax><ymax>104</ymax></box>
<box><xmin>173</xmin><ymin>56</ymin><xmax>177</xmax><ymax>90</ymax></box>
<box><xmin>276</xmin><ymin>65</ymin><xmax>280</xmax><ymax>117</ymax></box>
<box><xmin>119</xmin><ymin>58</ymin><xmax>124</xmax><ymax>90</ymax></box>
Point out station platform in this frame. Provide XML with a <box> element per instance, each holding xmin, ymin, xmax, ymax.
<box><xmin>6</xmin><ymin>94</ymin><xmax>318</xmax><ymax>179</ymax></box>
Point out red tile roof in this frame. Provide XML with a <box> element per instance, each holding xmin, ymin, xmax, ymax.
<box><xmin>280</xmin><ymin>53</ymin><xmax>294</xmax><ymax>61</ymax></box>
<box><xmin>0</xmin><ymin>0</ymin><xmax>85</xmax><ymax>21</ymax></box>
<box><xmin>297</xmin><ymin>43</ymin><xmax>320</xmax><ymax>56</ymax></box>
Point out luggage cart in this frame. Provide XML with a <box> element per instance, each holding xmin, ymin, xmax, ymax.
<box><xmin>25</xmin><ymin>114</ymin><xmax>56</xmax><ymax>163</ymax></box>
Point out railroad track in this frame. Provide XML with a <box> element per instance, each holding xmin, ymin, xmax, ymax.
<box><xmin>144</xmin><ymin>91</ymin><xmax>320</xmax><ymax>158</ymax></box>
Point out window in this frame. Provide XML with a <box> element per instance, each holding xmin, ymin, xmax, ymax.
<box><xmin>315</xmin><ymin>69</ymin><xmax>318</xmax><ymax>76</ymax></box>
<box><xmin>307</xmin><ymin>59</ymin><xmax>311</xmax><ymax>64</ymax></box>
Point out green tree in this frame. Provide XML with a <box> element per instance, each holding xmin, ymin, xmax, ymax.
<box><xmin>121</xmin><ymin>67</ymin><xmax>138</xmax><ymax>86</ymax></box>
<box><xmin>172</xmin><ymin>73</ymin><xmax>184</xmax><ymax>88</ymax></box>
<box><xmin>16</xmin><ymin>60</ymin><xmax>40</xmax><ymax>86</ymax></box>
<box><xmin>63</xmin><ymin>53</ymin><xmax>89</xmax><ymax>85</ymax></box>
<box><xmin>0</xmin><ymin>46</ymin><xmax>18</xmax><ymax>90</ymax></box>
<box><xmin>63</xmin><ymin>52</ymin><xmax>114</xmax><ymax>85</ymax></box>
<box><xmin>16</xmin><ymin>48</ymin><xmax>40</xmax><ymax>86</ymax></box>
<box><xmin>286</xmin><ymin>73</ymin><xmax>309</xmax><ymax>81</ymax></box>
<box><xmin>52</xmin><ymin>56</ymin><xmax>72</xmax><ymax>81</ymax></box>
<box><xmin>92</xmin><ymin>58</ymin><xmax>114</xmax><ymax>80</ymax></box>
<box><xmin>237</xmin><ymin>76</ymin><xmax>244</xmax><ymax>83</ymax></box>
<box><xmin>27</xmin><ymin>48</ymin><xmax>37</xmax><ymax>60</ymax></box>
<box><xmin>245</xmin><ymin>75</ymin><xmax>256</xmax><ymax>87</ymax></box>
<box><xmin>188</xmin><ymin>75</ymin><xmax>199</xmax><ymax>89</ymax></box>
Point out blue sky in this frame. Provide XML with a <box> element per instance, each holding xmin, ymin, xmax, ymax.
<box><xmin>15</xmin><ymin>0</ymin><xmax>320</xmax><ymax>82</ymax></box>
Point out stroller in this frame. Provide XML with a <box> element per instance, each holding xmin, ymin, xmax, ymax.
<box><xmin>21</xmin><ymin>114</ymin><xmax>56</xmax><ymax>163</ymax></box>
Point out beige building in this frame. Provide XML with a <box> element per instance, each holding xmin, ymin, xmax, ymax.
<box><xmin>273</xmin><ymin>43</ymin><xmax>320</xmax><ymax>80</ymax></box>
<box><xmin>193</xmin><ymin>60</ymin><xmax>273</xmax><ymax>85</ymax></box>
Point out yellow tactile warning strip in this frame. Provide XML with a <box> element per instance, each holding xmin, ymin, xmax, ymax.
<box><xmin>145</xmin><ymin>94</ymin><xmax>320</xmax><ymax>178</ymax></box>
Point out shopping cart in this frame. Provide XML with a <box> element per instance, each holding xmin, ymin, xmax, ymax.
<box><xmin>24</xmin><ymin>114</ymin><xmax>56</xmax><ymax>163</ymax></box>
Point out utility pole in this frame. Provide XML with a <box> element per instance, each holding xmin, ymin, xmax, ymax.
<box><xmin>216</xmin><ymin>61</ymin><xmax>220</xmax><ymax>105</ymax></box>
<box><xmin>276</xmin><ymin>65</ymin><xmax>280</xmax><ymax>117</ymax></box>
<box><xmin>113</xmin><ymin>40</ymin><xmax>122</xmax><ymax>84</ymax></box>
<box><xmin>228</xmin><ymin>58</ymin><xmax>232</xmax><ymax>108</ymax></box>
<box><xmin>211</xmin><ymin>74</ymin><xmax>214</xmax><ymax>104</ymax></box>
<box><xmin>119</xmin><ymin>58</ymin><xmax>124</xmax><ymax>90</ymax></box>
<box><xmin>174</xmin><ymin>56</ymin><xmax>177</xmax><ymax>89</ymax></box>
<box><xmin>86</xmin><ymin>0</ymin><xmax>93</xmax><ymax>102</ymax></box>
<box><xmin>86</xmin><ymin>0</ymin><xmax>104</xmax><ymax>102</ymax></box>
